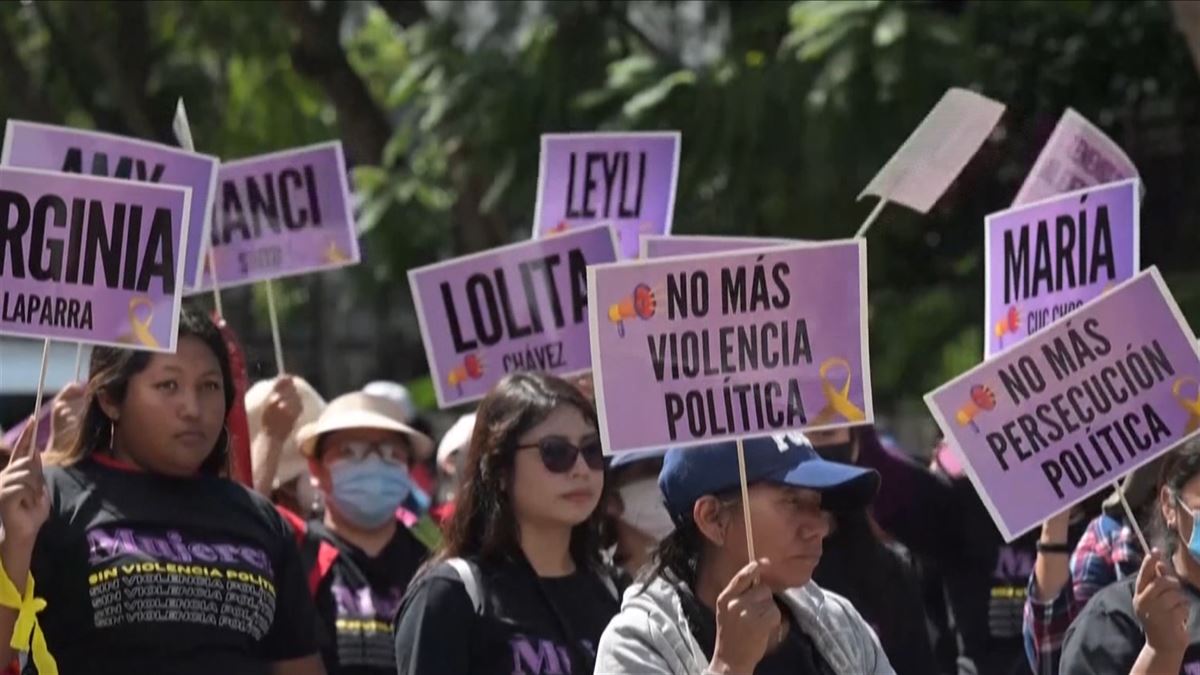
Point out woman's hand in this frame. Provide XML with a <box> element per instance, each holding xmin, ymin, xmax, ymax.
<box><xmin>262</xmin><ymin>377</ymin><xmax>302</xmax><ymax>442</ymax></box>
<box><xmin>710</xmin><ymin>561</ymin><xmax>782</xmax><ymax>674</ymax></box>
<box><xmin>0</xmin><ymin>422</ymin><xmax>50</xmax><ymax>549</ymax></box>
<box><xmin>1133</xmin><ymin>548</ymin><xmax>1189</xmax><ymax>655</ymax></box>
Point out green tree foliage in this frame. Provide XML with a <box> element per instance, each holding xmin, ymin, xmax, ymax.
<box><xmin>1</xmin><ymin>0</ymin><xmax>1197</xmax><ymax>414</ymax></box>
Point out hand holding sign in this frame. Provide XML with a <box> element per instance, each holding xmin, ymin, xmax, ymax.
<box><xmin>1133</xmin><ymin>549</ymin><xmax>1189</xmax><ymax>655</ymax></box>
<box><xmin>0</xmin><ymin>421</ymin><xmax>49</xmax><ymax>548</ymax></box>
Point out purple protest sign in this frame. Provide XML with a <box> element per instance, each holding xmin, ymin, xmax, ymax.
<box><xmin>1013</xmin><ymin>108</ymin><xmax>1140</xmax><ymax>207</ymax></box>
<box><xmin>589</xmin><ymin>240</ymin><xmax>873</xmax><ymax>454</ymax></box>
<box><xmin>2</xmin><ymin>120</ymin><xmax>218</xmax><ymax>292</ymax></box>
<box><xmin>985</xmin><ymin>179</ymin><xmax>1139</xmax><ymax>359</ymax></box>
<box><xmin>410</xmin><ymin>224</ymin><xmax>619</xmax><ymax>408</ymax></box>
<box><xmin>640</xmin><ymin>235</ymin><xmax>795</xmax><ymax>259</ymax></box>
<box><xmin>927</xmin><ymin>269</ymin><xmax>1200</xmax><ymax>541</ymax></box>
<box><xmin>194</xmin><ymin>142</ymin><xmax>359</xmax><ymax>291</ymax></box>
<box><xmin>0</xmin><ymin>166</ymin><xmax>191</xmax><ymax>351</ymax></box>
<box><xmin>533</xmin><ymin>132</ymin><xmax>680</xmax><ymax>260</ymax></box>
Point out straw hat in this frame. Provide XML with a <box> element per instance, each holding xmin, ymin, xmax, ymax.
<box><xmin>436</xmin><ymin>413</ymin><xmax>476</xmax><ymax>472</ymax></box>
<box><xmin>297</xmin><ymin>391</ymin><xmax>433</xmax><ymax>460</ymax></box>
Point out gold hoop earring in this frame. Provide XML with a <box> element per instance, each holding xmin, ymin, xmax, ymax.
<box><xmin>109</xmin><ymin>421</ymin><xmax>116</xmax><ymax>452</ymax></box>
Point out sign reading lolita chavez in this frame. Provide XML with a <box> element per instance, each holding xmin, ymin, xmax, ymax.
<box><xmin>640</xmin><ymin>234</ymin><xmax>793</xmax><ymax>259</ymax></box>
<box><xmin>0</xmin><ymin>166</ymin><xmax>191</xmax><ymax>351</ymax></box>
<box><xmin>927</xmin><ymin>269</ymin><xmax>1200</xmax><ymax>541</ymax></box>
<box><xmin>985</xmin><ymin>179</ymin><xmax>1139</xmax><ymax>358</ymax></box>
<box><xmin>589</xmin><ymin>240</ymin><xmax>872</xmax><ymax>453</ymax></box>
<box><xmin>194</xmin><ymin>142</ymin><xmax>359</xmax><ymax>291</ymax></box>
<box><xmin>410</xmin><ymin>224</ymin><xmax>620</xmax><ymax>408</ymax></box>
<box><xmin>1</xmin><ymin>120</ymin><xmax>218</xmax><ymax>291</ymax></box>
<box><xmin>532</xmin><ymin>132</ymin><xmax>680</xmax><ymax>260</ymax></box>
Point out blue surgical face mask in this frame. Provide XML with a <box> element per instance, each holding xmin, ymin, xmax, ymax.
<box><xmin>329</xmin><ymin>456</ymin><xmax>413</xmax><ymax>528</ymax></box>
<box><xmin>1178</xmin><ymin>496</ymin><xmax>1200</xmax><ymax>559</ymax></box>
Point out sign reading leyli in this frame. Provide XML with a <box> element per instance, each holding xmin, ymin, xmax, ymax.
<box><xmin>985</xmin><ymin>179</ymin><xmax>1139</xmax><ymax>358</ymax></box>
<box><xmin>0</xmin><ymin>166</ymin><xmax>191</xmax><ymax>351</ymax></box>
<box><xmin>589</xmin><ymin>240</ymin><xmax>872</xmax><ymax>454</ymax></box>
<box><xmin>927</xmin><ymin>269</ymin><xmax>1200</xmax><ymax>541</ymax></box>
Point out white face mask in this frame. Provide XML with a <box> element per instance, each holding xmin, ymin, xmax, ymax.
<box><xmin>617</xmin><ymin>478</ymin><xmax>675</xmax><ymax>541</ymax></box>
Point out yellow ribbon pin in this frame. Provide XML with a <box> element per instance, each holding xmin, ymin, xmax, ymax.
<box><xmin>0</xmin><ymin>563</ymin><xmax>56</xmax><ymax>675</ymax></box>
<box><xmin>1173</xmin><ymin>377</ymin><xmax>1200</xmax><ymax>434</ymax></box>
<box><xmin>811</xmin><ymin>357</ymin><xmax>867</xmax><ymax>426</ymax></box>
<box><xmin>117</xmin><ymin>297</ymin><xmax>160</xmax><ymax>348</ymax></box>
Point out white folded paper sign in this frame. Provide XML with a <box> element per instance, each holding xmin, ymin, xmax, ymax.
<box><xmin>859</xmin><ymin>87</ymin><xmax>1005</xmax><ymax>214</ymax></box>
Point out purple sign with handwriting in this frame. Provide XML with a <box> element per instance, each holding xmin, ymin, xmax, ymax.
<box><xmin>410</xmin><ymin>224</ymin><xmax>619</xmax><ymax>408</ymax></box>
<box><xmin>589</xmin><ymin>240</ymin><xmax>873</xmax><ymax>454</ymax></box>
<box><xmin>195</xmin><ymin>142</ymin><xmax>359</xmax><ymax>291</ymax></box>
<box><xmin>985</xmin><ymin>179</ymin><xmax>1139</xmax><ymax>359</ymax></box>
<box><xmin>0</xmin><ymin>166</ymin><xmax>191</xmax><ymax>351</ymax></box>
<box><xmin>533</xmin><ymin>132</ymin><xmax>680</xmax><ymax>260</ymax></box>
<box><xmin>641</xmin><ymin>235</ymin><xmax>802</xmax><ymax>259</ymax></box>
<box><xmin>927</xmin><ymin>269</ymin><xmax>1200</xmax><ymax>541</ymax></box>
<box><xmin>1</xmin><ymin>120</ymin><xmax>217</xmax><ymax>291</ymax></box>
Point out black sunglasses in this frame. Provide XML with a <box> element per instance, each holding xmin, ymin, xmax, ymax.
<box><xmin>516</xmin><ymin>436</ymin><xmax>605</xmax><ymax>474</ymax></box>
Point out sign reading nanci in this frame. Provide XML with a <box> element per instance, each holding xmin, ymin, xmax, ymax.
<box><xmin>1</xmin><ymin>120</ymin><xmax>218</xmax><ymax>291</ymax></box>
<box><xmin>589</xmin><ymin>240</ymin><xmax>872</xmax><ymax>454</ymax></box>
<box><xmin>927</xmin><ymin>269</ymin><xmax>1200</xmax><ymax>541</ymax></box>
<box><xmin>533</xmin><ymin>132</ymin><xmax>680</xmax><ymax>260</ymax></box>
<box><xmin>410</xmin><ymin>225</ymin><xmax>619</xmax><ymax>408</ymax></box>
<box><xmin>0</xmin><ymin>166</ymin><xmax>191</xmax><ymax>351</ymax></box>
<box><xmin>985</xmin><ymin>179</ymin><xmax>1138</xmax><ymax>358</ymax></box>
<box><xmin>195</xmin><ymin>142</ymin><xmax>359</xmax><ymax>291</ymax></box>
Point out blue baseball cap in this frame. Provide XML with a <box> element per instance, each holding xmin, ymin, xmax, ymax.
<box><xmin>659</xmin><ymin>434</ymin><xmax>880</xmax><ymax>524</ymax></box>
<box><xmin>609</xmin><ymin>448</ymin><xmax>668</xmax><ymax>471</ymax></box>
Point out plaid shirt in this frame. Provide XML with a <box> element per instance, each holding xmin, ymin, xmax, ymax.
<box><xmin>1022</xmin><ymin>513</ymin><xmax>1142</xmax><ymax>675</ymax></box>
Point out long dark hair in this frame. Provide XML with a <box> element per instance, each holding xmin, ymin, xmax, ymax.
<box><xmin>434</xmin><ymin>372</ymin><xmax>606</xmax><ymax>569</ymax></box>
<box><xmin>1151</xmin><ymin>440</ymin><xmax>1200</xmax><ymax>555</ymax></box>
<box><xmin>46</xmin><ymin>305</ymin><xmax>234</xmax><ymax>477</ymax></box>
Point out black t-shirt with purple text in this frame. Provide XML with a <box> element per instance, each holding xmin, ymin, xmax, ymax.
<box><xmin>26</xmin><ymin>456</ymin><xmax>318</xmax><ymax>675</ymax></box>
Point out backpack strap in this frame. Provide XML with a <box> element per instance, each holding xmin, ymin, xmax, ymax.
<box><xmin>446</xmin><ymin>557</ymin><xmax>483</xmax><ymax>614</ymax></box>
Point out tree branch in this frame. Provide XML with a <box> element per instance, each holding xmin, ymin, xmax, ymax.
<box><xmin>377</xmin><ymin>0</ymin><xmax>428</xmax><ymax>29</ymax></box>
<box><xmin>278</xmin><ymin>0</ymin><xmax>393</xmax><ymax>166</ymax></box>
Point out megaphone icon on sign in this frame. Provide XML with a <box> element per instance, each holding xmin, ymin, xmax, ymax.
<box><xmin>448</xmin><ymin>354</ymin><xmax>484</xmax><ymax>395</ymax></box>
<box><xmin>994</xmin><ymin>306</ymin><xmax>1020</xmax><ymax>349</ymax></box>
<box><xmin>608</xmin><ymin>283</ymin><xmax>656</xmax><ymax>338</ymax></box>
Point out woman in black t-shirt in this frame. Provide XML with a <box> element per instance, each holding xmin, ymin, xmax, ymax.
<box><xmin>0</xmin><ymin>307</ymin><xmax>323</xmax><ymax>675</ymax></box>
<box><xmin>392</xmin><ymin>373</ymin><xmax>619</xmax><ymax>675</ymax></box>
<box><xmin>1061</xmin><ymin>445</ymin><xmax>1200</xmax><ymax>675</ymax></box>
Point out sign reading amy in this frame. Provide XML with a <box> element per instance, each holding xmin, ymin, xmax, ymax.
<box><xmin>0</xmin><ymin>166</ymin><xmax>191</xmax><ymax>351</ymax></box>
<box><xmin>533</xmin><ymin>132</ymin><xmax>680</xmax><ymax>260</ymax></box>
<box><xmin>589</xmin><ymin>240</ymin><xmax>872</xmax><ymax>453</ymax></box>
<box><xmin>927</xmin><ymin>269</ymin><xmax>1200</xmax><ymax>541</ymax></box>
<box><xmin>640</xmin><ymin>235</ymin><xmax>793</xmax><ymax>259</ymax></box>
<box><xmin>1</xmin><ymin>120</ymin><xmax>218</xmax><ymax>291</ymax></box>
<box><xmin>985</xmin><ymin>179</ymin><xmax>1139</xmax><ymax>358</ymax></box>
<box><xmin>410</xmin><ymin>225</ymin><xmax>619</xmax><ymax>408</ymax></box>
<box><xmin>197</xmin><ymin>142</ymin><xmax>359</xmax><ymax>291</ymax></box>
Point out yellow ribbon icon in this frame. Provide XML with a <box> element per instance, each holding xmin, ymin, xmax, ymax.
<box><xmin>1173</xmin><ymin>377</ymin><xmax>1200</xmax><ymax>434</ymax></box>
<box><xmin>117</xmin><ymin>297</ymin><xmax>160</xmax><ymax>348</ymax></box>
<box><xmin>0</xmin><ymin>563</ymin><xmax>57</xmax><ymax>675</ymax></box>
<box><xmin>811</xmin><ymin>357</ymin><xmax>867</xmax><ymax>426</ymax></box>
<box><xmin>323</xmin><ymin>240</ymin><xmax>350</xmax><ymax>264</ymax></box>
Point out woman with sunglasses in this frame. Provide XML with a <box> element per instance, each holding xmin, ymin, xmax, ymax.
<box><xmin>285</xmin><ymin>392</ymin><xmax>435</xmax><ymax>675</ymax></box>
<box><xmin>393</xmin><ymin>373</ymin><xmax>619</xmax><ymax>675</ymax></box>
<box><xmin>0</xmin><ymin>307</ymin><xmax>322</xmax><ymax>675</ymax></box>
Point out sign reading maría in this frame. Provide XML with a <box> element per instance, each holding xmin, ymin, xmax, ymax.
<box><xmin>589</xmin><ymin>240</ymin><xmax>873</xmax><ymax>453</ymax></box>
<box><xmin>532</xmin><ymin>132</ymin><xmax>680</xmax><ymax>260</ymax></box>
<box><xmin>985</xmin><ymin>179</ymin><xmax>1138</xmax><ymax>358</ymax></box>
<box><xmin>1</xmin><ymin>120</ymin><xmax>218</xmax><ymax>291</ymax></box>
<box><xmin>195</xmin><ymin>142</ymin><xmax>359</xmax><ymax>291</ymax></box>
<box><xmin>0</xmin><ymin>166</ymin><xmax>191</xmax><ymax>350</ymax></box>
<box><xmin>927</xmin><ymin>269</ymin><xmax>1200</xmax><ymax>541</ymax></box>
<box><xmin>410</xmin><ymin>225</ymin><xmax>619</xmax><ymax>408</ymax></box>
